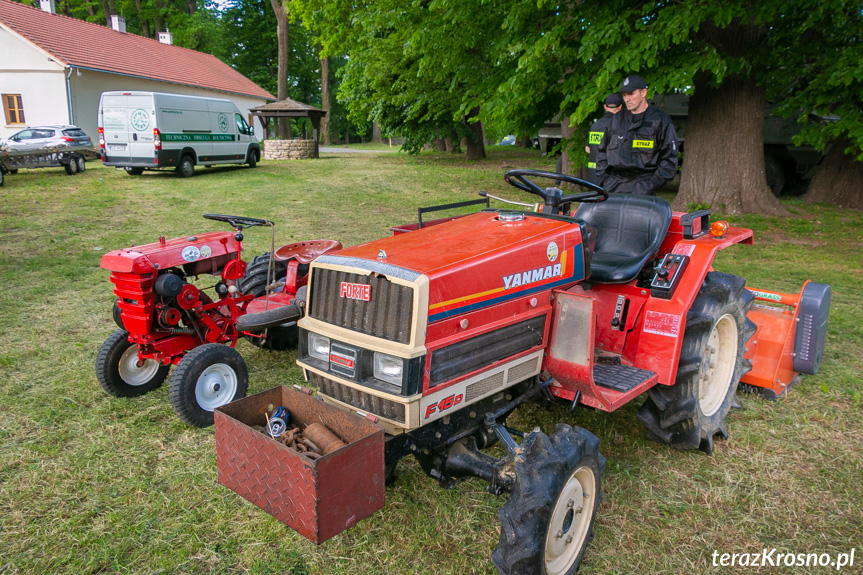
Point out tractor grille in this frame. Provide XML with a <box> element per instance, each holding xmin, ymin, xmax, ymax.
<box><xmin>310</xmin><ymin>372</ymin><xmax>406</xmax><ymax>423</ymax></box>
<box><xmin>308</xmin><ymin>268</ymin><xmax>414</xmax><ymax>344</ymax></box>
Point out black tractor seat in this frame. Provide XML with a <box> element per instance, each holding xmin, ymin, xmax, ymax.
<box><xmin>575</xmin><ymin>194</ymin><xmax>672</xmax><ymax>284</ymax></box>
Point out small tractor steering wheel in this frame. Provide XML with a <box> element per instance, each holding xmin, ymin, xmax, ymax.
<box><xmin>504</xmin><ymin>169</ymin><xmax>607</xmax><ymax>214</ymax></box>
<box><xmin>203</xmin><ymin>214</ymin><xmax>273</xmax><ymax>229</ymax></box>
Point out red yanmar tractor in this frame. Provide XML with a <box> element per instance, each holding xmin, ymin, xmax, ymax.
<box><xmin>285</xmin><ymin>170</ymin><xmax>830</xmax><ymax>574</ymax></box>
<box><xmin>96</xmin><ymin>213</ymin><xmax>341</xmax><ymax>427</ymax></box>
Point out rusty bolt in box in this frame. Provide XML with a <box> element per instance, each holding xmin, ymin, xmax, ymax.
<box><xmin>215</xmin><ymin>386</ymin><xmax>385</xmax><ymax>544</ymax></box>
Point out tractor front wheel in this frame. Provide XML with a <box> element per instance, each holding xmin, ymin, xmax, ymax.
<box><xmin>95</xmin><ymin>329</ymin><xmax>170</xmax><ymax>397</ymax></box>
<box><xmin>637</xmin><ymin>272</ymin><xmax>755</xmax><ymax>455</ymax></box>
<box><xmin>237</xmin><ymin>253</ymin><xmax>297</xmax><ymax>351</ymax></box>
<box><xmin>493</xmin><ymin>424</ymin><xmax>605</xmax><ymax>575</ymax></box>
<box><xmin>169</xmin><ymin>344</ymin><xmax>248</xmax><ymax>427</ymax></box>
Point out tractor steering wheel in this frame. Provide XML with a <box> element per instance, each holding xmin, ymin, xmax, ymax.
<box><xmin>504</xmin><ymin>169</ymin><xmax>607</xmax><ymax>214</ymax></box>
<box><xmin>203</xmin><ymin>214</ymin><xmax>273</xmax><ymax>229</ymax></box>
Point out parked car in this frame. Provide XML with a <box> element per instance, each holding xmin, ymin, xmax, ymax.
<box><xmin>1</xmin><ymin>125</ymin><xmax>93</xmax><ymax>152</ymax></box>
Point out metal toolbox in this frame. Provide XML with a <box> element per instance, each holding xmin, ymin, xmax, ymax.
<box><xmin>215</xmin><ymin>386</ymin><xmax>385</xmax><ymax>544</ymax></box>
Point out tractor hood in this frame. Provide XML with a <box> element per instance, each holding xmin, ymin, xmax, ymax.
<box><xmin>100</xmin><ymin>231</ymin><xmax>241</xmax><ymax>274</ymax></box>
<box><xmin>317</xmin><ymin>211</ymin><xmax>588</xmax><ymax>322</ymax></box>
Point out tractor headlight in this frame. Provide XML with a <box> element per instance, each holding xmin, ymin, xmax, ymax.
<box><xmin>308</xmin><ymin>333</ymin><xmax>330</xmax><ymax>362</ymax></box>
<box><xmin>374</xmin><ymin>352</ymin><xmax>403</xmax><ymax>386</ymax></box>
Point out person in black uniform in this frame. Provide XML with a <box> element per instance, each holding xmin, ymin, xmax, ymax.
<box><xmin>585</xmin><ymin>93</ymin><xmax>623</xmax><ymax>184</ymax></box>
<box><xmin>596</xmin><ymin>75</ymin><xmax>679</xmax><ymax>195</ymax></box>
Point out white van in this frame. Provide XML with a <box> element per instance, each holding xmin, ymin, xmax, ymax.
<box><xmin>98</xmin><ymin>91</ymin><xmax>261</xmax><ymax>177</ymax></box>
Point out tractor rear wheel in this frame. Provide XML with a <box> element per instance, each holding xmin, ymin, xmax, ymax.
<box><xmin>237</xmin><ymin>253</ymin><xmax>297</xmax><ymax>351</ymax></box>
<box><xmin>637</xmin><ymin>272</ymin><xmax>755</xmax><ymax>455</ymax></box>
<box><xmin>169</xmin><ymin>344</ymin><xmax>248</xmax><ymax>427</ymax></box>
<box><xmin>95</xmin><ymin>329</ymin><xmax>170</xmax><ymax>397</ymax></box>
<box><xmin>492</xmin><ymin>424</ymin><xmax>605</xmax><ymax>575</ymax></box>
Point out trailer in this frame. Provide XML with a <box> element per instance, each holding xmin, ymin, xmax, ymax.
<box><xmin>0</xmin><ymin>143</ymin><xmax>98</xmax><ymax>186</ymax></box>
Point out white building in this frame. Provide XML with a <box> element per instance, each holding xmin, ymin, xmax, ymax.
<box><xmin>0</xmin><ymin>0</ymin><xmax>274</xmax><ymax>140</ymax></box>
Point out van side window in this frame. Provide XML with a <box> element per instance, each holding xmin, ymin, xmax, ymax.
<box><xmin>235</xmin><ymin>113</ymin><xmax>251</xmax><ymax>136</ymax></box>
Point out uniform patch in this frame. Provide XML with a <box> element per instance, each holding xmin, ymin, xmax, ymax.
<box><xmin>588</xmin><ymin>131</ymin><xmax>603</xmax><ymax>145</ymax></box>
<box><xmin>633</xmin><ymin>140</ymin><xmax>654</xmax><ymax>149</ymax></box>
<box><xmin>643</xmin><ymin>310</ymin><xmax>681</xmax><ymax>337</ymax></box>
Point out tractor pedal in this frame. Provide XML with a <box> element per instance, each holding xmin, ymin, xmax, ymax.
<box><xmin>593</xmin><ymin>364</ymin><xmax>655</xmax><ymax>393</ymax></box>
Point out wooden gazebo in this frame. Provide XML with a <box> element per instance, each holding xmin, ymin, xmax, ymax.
<box><xmin>249</xmin><ymin>98</ymin><xmax>327</xmax><ymax>160</ymax></box>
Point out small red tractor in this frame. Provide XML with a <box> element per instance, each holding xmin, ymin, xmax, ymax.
<box><xmin>96</xmin><ymin>213</ymin><xmax>341</xmax><ymax>427</ymax></box>
<box><xmin>288</xmin><ymin>170</ymin><xmax>830</xmax><ymax>574</ymax></box>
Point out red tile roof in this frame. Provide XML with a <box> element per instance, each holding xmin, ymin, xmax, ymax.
<box><xmin>0</xmin><ymin>0</ymin><xmax>274</xmax><ymax>100</ymax></box>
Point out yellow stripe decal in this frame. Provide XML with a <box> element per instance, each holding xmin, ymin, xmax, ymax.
<box><xmin>429</xmin><ymin>251</ymin><xmax>569</xmax><ymax>311</ymax></box>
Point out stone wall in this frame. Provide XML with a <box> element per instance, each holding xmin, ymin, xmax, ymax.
<box><xmin>262</xmin><ymin>139</ymin><xmax>318</xmax><ymax>160</ymax></box>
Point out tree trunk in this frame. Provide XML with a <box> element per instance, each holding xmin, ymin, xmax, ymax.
<box><xmin>371</xmin><ymin>123</ymin><xmax>383</xmax><ymax>144</ymax></box>
<box><xmin>806</xmin><ymin>140</ymin><xmax>863</xmax><ymax>209</ymax></box>
<box><xmin>560</xmin><ymin>118</ymin><xmax>575</xmax><ymax>176</ymax></box>
<box><xmin>464</xmin><ymin>107</ymin><xmax>486</xmax><ymax>161</ymax></box>
<box><xmin>674</xmin><ymin>22</ymin><xmax>786</xmax><ymax>215</ymax></box>
<box><xmin>186</xmin><ymin>0</ymin><xmax>195</xmax><ymax>15</ymax></box>
<box><xmin>133</xmin><ymin>0</ymin><xmax>149</xmax><ymax>38</ymax></box>
<box><xmin>320</xmin><ymin>52</ymin><xmax>331</xmax><ymax>145</ymax></box>
<box><xmin>270</xmin><ymin>0</ymin><xmax>291</xmax><ymax>139</ymax></box>
<box><xmin>434</xmin><ymin>137</ymin><xmax>447</xmax><ymax>151</ymax></box>
<box><xmin>445</xmin><ymin>138</ymin><xmax>460</xmax><ymax>153</ymax></box>
<box><xmin>516</xmin><ymin>135</ymin><xmax>532</xmax><ymax>148</ymax></box>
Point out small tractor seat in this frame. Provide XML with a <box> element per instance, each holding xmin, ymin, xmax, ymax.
<box><xmin>575</xmin><ymin>194</ymin><xmax>672</xmax><ymax>284</ymax></box>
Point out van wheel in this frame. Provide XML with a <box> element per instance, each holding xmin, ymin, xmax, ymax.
<box><xmin>125</xmin><ymin>167</ymin><xmax>144</xmax><ymax>176</ymax></box>
<box><xmin>177</xmin><ymin>155</ymin><xmax>194</xmax><ymax>178</ymax></box>
<box><xmin>247</xmin><ymin>148</ymin><xmax>258</xmax><ymax>168</ymax></box>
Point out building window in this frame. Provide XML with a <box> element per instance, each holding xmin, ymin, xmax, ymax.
<box><xmin>3</xmin><ymin>94</ymin><xmax>26</xmax><ymax>125</ymax></box>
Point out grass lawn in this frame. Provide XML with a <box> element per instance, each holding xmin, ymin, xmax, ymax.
<box><xmin>0</xmin><ymin>148</ymin><xmax>860</xmax><ymax>574</ymax></box>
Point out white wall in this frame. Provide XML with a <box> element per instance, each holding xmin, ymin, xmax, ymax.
<box><xmin>1</xmin><ymin>26</ymin><xmax>270</xmax><ymax>141</ymax></box>
<box><xmin>0</xmin><ymin>26</ymin><xmax>69</xmax><ymax>138</ymax></box>
<box><xmin>69</xmin><ymin>70</ymin><xmax>270</xmax><ymax>144</ymax></box>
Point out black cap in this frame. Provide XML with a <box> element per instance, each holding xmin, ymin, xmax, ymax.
<box><xmin>619</xmin><ymin>75</ymin><xmax>647</xmax><ymax>92</ymax></box>
<box><xmin>604</xmin><ymin>93</ymin><xmax>623</xmax><ymax>107</ymax></box>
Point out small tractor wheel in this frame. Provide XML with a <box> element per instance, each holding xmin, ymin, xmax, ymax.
<box><xmin>0</xmin><ymin>170</ymin><xmax>4</xmax><ymax>187</ymax></box>
<box><xmin>492</xmin><ymin>424</ymin><xmax>605</xmax><ymax>575</ymax></box>
<box><xmin>637</xmin><ymin>272</ymin><xmax>755</xmax><ymax>455</ymax></box>
<box><xmin>125</xmin><ymin>167</ymin><xmax>144</xmax><ymax>176</ymax></box>
<box><xmin>64</xmin><ymin>156</ymin><xmax>78</xmax><ymax>175</ymax></box>
<box><xmin>247</xmin><ymin>148</ymin><xmax>258</xmax><ymax>168</ymax></box>
<box><xmin>168</xmin><ymin>344</ymin><xmax>248</xmax><ymax>427</ymax></box>
<box><xmin>95</xmin><ymin>329</ymin><xmax>170</xmax><ymax>397</ymax></box>
<box><xmin>237</xmin><ymin>253</ymin><xmax>297</xmax><ymax>351</ymax></box>
<box><xmin>75</xmin><ymin>155</ymin><xmax>86</xmax><ymax>173</ymax></box>
<box><xmin>176</xmin><ymin>155</ymin><xmax>194</xmax><ymax>178</ymax></box>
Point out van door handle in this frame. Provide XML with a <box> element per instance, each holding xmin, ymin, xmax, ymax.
<box><xmin>133</xmin><ymin>133</ymin><xmax>138</xmax><ymax>141</ymax></box>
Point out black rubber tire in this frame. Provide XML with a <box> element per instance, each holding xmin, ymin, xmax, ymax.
<box><xmin>0</xmin><ymin>170</ymin><xmax>4</xmax><ymax>187</ymax></box>
<box><xmin>176</xmin><ymin>155</ymin><xmax>194</xmax><ymax>178</ymax></box>
<box><xmin>168</xmin><ymin>344</ymin><xmax>248</xmax><ymax>428</ymax></box>
<box><xmin>64</xmin><ymin>157</ymin><xmax>78</xmax><ymax>175</ymax></box>
<box><xmin>247</xmin><ymin>147</ymin><xmax>258</xmax><ymax>168</ymax></box>
<box><xmin>787</xmin><ymin>178</ymin><xmax>811</xmax><ymax>197</ymax></box>
<box><xmin>637</xmin><ymin>272</ymin><xmax>755</xmax><ymax>455</ymax></box>
<box><xmin>765</xmin><ymin>155</ymin><xmax>785</xmax><ymax>196</ymax></box>
<box><xmin>492</xmin><ymin>424</ymin><xmax>605</xmax><ymax>575</ymax></box>
<box><xmin>75</xmin><ymin>155</ymin><xmax>85</xmax><ymax>173</ymax></box>
<box><xmin>125</xmin><ymin>167</ymin><xmax>144</xmax><ymax>176</ymax></box>
<box><xmin>237</xmin><ymin>253</ymin><xmax>297</xmax><ymax>350</ymax></box>
<box><xmin>95</xmin><ymin>329</ymin><xmax>170</xmax><ymax>397</ymax></box>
